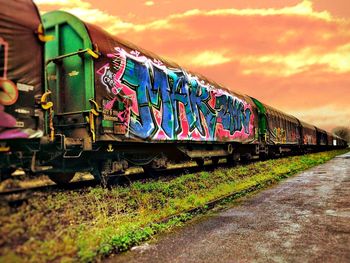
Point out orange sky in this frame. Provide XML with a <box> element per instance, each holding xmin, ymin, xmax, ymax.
<box><xmin>35</xmin><ymin>0</ymin><xmax>350</xmax><ymax>131</ymax></box>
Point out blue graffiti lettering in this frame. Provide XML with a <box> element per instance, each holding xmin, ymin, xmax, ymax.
<box><xmin>188</xmin><ymin>79</ymin><xmax>216</xmax><ymax>138</ymax></box>
<box><xmin>167</xmin><ymin>70</ymin><xmax>195</xmax><ymax>136</ymax></box>
<box><xmin>110</xmin><ymin>52</ymin><xmax>252</xmax><ymax>140</ymax></box>
<box><xmin>124</xmin><ymin>60</ymin><xmax>159</xmax><ymax>139</ymax></box>
<box><xmin>215</xmin><ymin>95</ymin><xmax>251</xmax><ymax>135</ymax></box>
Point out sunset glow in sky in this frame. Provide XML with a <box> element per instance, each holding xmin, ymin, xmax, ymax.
<box><xmin>34</xmin><ymin>0</ymin><xmax>350</xmax><ymax>131</ymax></box>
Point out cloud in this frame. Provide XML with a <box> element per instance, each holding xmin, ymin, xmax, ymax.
<box><xmin>144</xmin><ymin>1</ymin><xmax>154</xmax><ymax>7</ymax></box>
<box><xmin>35</xmin><ymin>1</ymin><xmax>337</xmax><ymax>34</ymax></box>
<box><xmin>34</xmin><ymin>0</ymin><xmax>90</xmax><ymax>9</ymax></box>
<box><xmin>240</xmin><ymin>44</ymin><xmax>350</xmax><ymax>76</ymax></box>
<box><xmin>64</xmin><ymin>7</ymin><xmax>118</xmax><ymax>24</ymax></box>
<box><xmin>207</xmin><ymin>1</ymin><xmax>332</xmax><ymax>21</ymax></box>
<box><xmin>34</xmin><ymin>0</ymin><xmax>131</xmax><ymax>32</ymax></box>
<box><xmin>181</xmin><ymin>51</ymin><xmax>231</xmax><ymax>66</ymax></box>
<box><xmin>288</xmin><ymin>105</ymin><xmax>350</xmax><ymax>130</ymax></box>
<box><xmin>106</xmin><ymin>1</ymin><xmax>337</xmax><ymax>33</ymax></box>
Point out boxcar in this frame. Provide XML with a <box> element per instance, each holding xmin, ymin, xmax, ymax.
<box><xmin>39</xmin><ymin>10</ymin><xmax>260</xmax><ymax>182</ymax></box>
<box><xmin>299</xmin><ymin>120</ymin><xmax>317</xmax><ymax>147</ymax></box>
<box><xmin>0</xmin><ymin>0</ymin><xmax>45</xmax><ymax>179</ymax></box>
<box><xmin>249</xmin><ymin>97</ymin><xmax>301</xmax><ymax>155</ymax></box>
<box><xmin>326</xmin><ymin>132</ymin><xmax>334</xmax><ymax>147</ymax></box>
<box><xmin>315</xmin><ymin>126</ymin><xmax>328</xmax><ymax>150</ymax></box>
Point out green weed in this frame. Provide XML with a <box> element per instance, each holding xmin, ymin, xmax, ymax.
<box><xmin>0</xmin><ymin>149</ymin><xmax>347</xmax><ymax>262</ymax></box>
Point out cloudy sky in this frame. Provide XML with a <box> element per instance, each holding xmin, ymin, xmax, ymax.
<box><xmin>34</xmin><ymin>0</ymin><xmax>350</xmax><ymax>131</ymax></box>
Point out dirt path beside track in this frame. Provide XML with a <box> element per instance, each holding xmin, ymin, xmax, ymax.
<box><xmin>110</xmin><ymin>152</ymin><xmax>350</xmax><ymax>263</ymax></box>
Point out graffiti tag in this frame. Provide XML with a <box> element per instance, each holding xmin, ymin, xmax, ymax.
<box><xmin>97</xmin><ymin>48</ymin><xmax>254</xmax><ymax>141</ymax></box>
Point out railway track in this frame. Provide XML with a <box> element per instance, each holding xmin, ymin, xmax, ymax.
<box><xmin>0</xmin><ymin>159</ymin><xmax>237</xmax><ymax>203</ymax></box>
<box><xmin>0</xmin><ymin>153</ymin><xmax>287</xmax><ymax>207</ymax></box>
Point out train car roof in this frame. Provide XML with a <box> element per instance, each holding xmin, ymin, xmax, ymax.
<box><xmin>85</xmin><ymin>21</ymin><xmax>251</xmax><ymax>101</ymax></box>
<box><xmin>250</xmin><ymin>99</ymin><xmax>299</xmax><ymax>124</ymax></box>
<box><xmin>250</xmin><ymin>97</ymin><xmax>323</xmax><ymax>132</ymax></box>
<box><xmin>314</xmin><ymin>126</ymin><xmax>327</xmax><ymax>133</ymax></box>
<box><xmin>298</xmin><ymin>120</ymin><xmax>316</xmax><ymax>130</ymax></box>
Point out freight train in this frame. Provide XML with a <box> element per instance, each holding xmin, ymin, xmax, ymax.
<box><xmin>0</xmin><ymin>0</ymin><xmax>347</xmax><ymax>184</ymax></box>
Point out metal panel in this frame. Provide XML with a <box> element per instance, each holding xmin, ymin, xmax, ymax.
<box><xmin>315</xmin><ymin>127</ymin><xmax>327</xmax><ymax>146</ymax></box>
<box><xmin>299</xmin><ymin>120</ymin><xmax>317</xmax><ymax>145</ymax></box>
<box><xmin>42</xmin><ymin>11</ymin><xmax>94</xmax><ymax>114</ymax></box>
<box><xmin>250</xmin><ymin>97</ymin><xmax>267</xmax><ymax>141</ymax></box>
<box><xmin>326</xmin><ymin>132</ymin><xmax>333</xmax><ymax>146</ymax></box>
<box><xmin>262</xmin><ymin>103</ymin><xmax>300</xmax><ymax>145</ymax></box>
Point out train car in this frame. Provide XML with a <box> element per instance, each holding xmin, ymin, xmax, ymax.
<box><xmin>0</xmin><ymin>0</ymin><xmax>46</xmax><ymax>180</ymax></box>
<box><xmin>249</xmin><ymin>97</ymin><xmax>301</xmax><ymax>156</ymax></box>
<box><xmin>334</xmin><ymin>135</ymin><xmax>347</xmax><ymax>148</ymax></box>
<box><xmin>37</xmin><ymin>11</ymin><xmax>259</xmax><ymax>183</ymax></box>
<box><xmin>326</xmin><ymin>131</ymin><xmax>334</xmax><ymax>147</ymax></box>
<box><xmin>315</xmin><ymin>126</ymin><xmax>328</xmax><ymax>150</ymax></box>
<box><xmin>299</xmin><ymin>120</ymin><xmax>317</xmax><ymax>150</ymax></box>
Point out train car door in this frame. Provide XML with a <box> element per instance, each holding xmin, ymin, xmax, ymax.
<box><xmin>43</xmin><ymin>11</ymin><xmax>94</xmax><ymax>134</ymax></box>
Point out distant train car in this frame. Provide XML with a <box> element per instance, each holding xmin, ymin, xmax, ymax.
<box><xmin>299</xmin><ymin>121</ymin><xmax>317</xmax><ymax>148</ymax></box>
<box><xmin>249</xmin><ymin>97</ymin><xmax>301</xmax><ymax>155</ymax></box>
<box><xmin>0</xmin><ymin>0</ymin><xmax>45</xmax><ymax>179</ymax></box>
<box><xmin>315</xmin><ymin>127</ymin><xmax>328</xmax><ymax>150</ymax></box>
<box><xmin>334</xmin><ymin>135</ymin><xmax>347</xmax><ymax>148</ymax></box>
<box><xmin>263</xmin><ymin>104</ymin><xmax>300</xmax><ymax>146</ymax></box>
<box><xmin>326</xmin><ymin>132</ymin><xmax>334</xmax><ymax>147</ymax></box>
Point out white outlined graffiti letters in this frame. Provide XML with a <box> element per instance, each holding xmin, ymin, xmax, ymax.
<box><xmin>97</xmin><ymin>47</ymin><xmax>254</xmax><ymax>141</ymax></box>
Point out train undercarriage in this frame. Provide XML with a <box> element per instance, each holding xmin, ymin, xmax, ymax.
<box><xmin>0</xmin><ymin>135</ymin><xmax>342</xmax><ymax>185</ymax></box>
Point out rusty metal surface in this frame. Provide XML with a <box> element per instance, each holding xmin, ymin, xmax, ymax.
<box><xmin>110</xmin><ymin>152</ymin><xmax>350</xmax><ymax>263</ymax></box>
<box><xmin>263</xmin><ymin>103</ymin><xmax>300</xmax><ymax>145</ymax></box>
<box><xmin>300</xmin><ymin>120</ymin><xmax>317</xmax><ymax>145</ymax></box>
<box><xmin>316</xmin><ymin>127</ymin><xmax>328</xmax><ymax>146</ymax></box>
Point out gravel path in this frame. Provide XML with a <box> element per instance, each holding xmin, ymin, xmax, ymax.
<box><xmin>109</xmin><ymin>152</ymin><xmax>350</xmax><ymax>263</ymax></box>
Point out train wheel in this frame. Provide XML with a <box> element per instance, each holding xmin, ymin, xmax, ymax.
<box><xmin>48</xmin><ymin>172</ymin><xmax>75</xmax><ymax>185</ymax></box>
<box><xmin>142</xmin><ymin>165</ymin><xmax>157</xmax><ymax>178</ymax></box>
<box><xmin>226</xmin><ymin>155</ymin><xmax>235</xmax><ymax>165</ymax></box>
<box><xmin>240</xmin><ymin>154</ymin><xmax>251</xmax><ymax>164</ymax></box>
<box><xmin>0</xmin><ymin>168</ymin><xmax>15</xmax><ymax>181</ymax></box>
<box><xmin>195</xmin><ymin>158</ymin><xmax>204</xmax><ymax>167</ymax></box>
<box><xmin>259</xmin><ymin>152</ymin><xmax>268</xmax><ymax>161</ymax></box>
<box><xmin>212</xmin><ymin>157</ymin><xmax>219</xmax><ymax>166</ymax></box>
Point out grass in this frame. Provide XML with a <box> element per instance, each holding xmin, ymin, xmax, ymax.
<box><xmin>0</xmin><ymin>149</ymin><xmax>348</xmax><ymax>262</ymax></box>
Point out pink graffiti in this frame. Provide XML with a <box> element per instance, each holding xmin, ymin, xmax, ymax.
<box><xmin>104</xmin><ymin>97</ymin><xmax>117</xmax><ymax>111</ymax></box>
<box><xmin>0</xmin><ymin>105</ymin><xmax>29</xmax><ymax>139</ymax></box>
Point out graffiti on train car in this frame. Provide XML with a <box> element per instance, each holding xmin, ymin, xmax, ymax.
<box><xmin>97</xmin><ymin>47</ymin><xmax>254</xmax><ymax>141</ymax></box>
<box><xmin>273</xmin><ymin>127</ymin><xmax>287</xmax><ymax>143</ymax></box>
<box><xmin>303</xmin><ymin>135</ymin><xmax>316</xmax><ymax>145</ymax></box>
